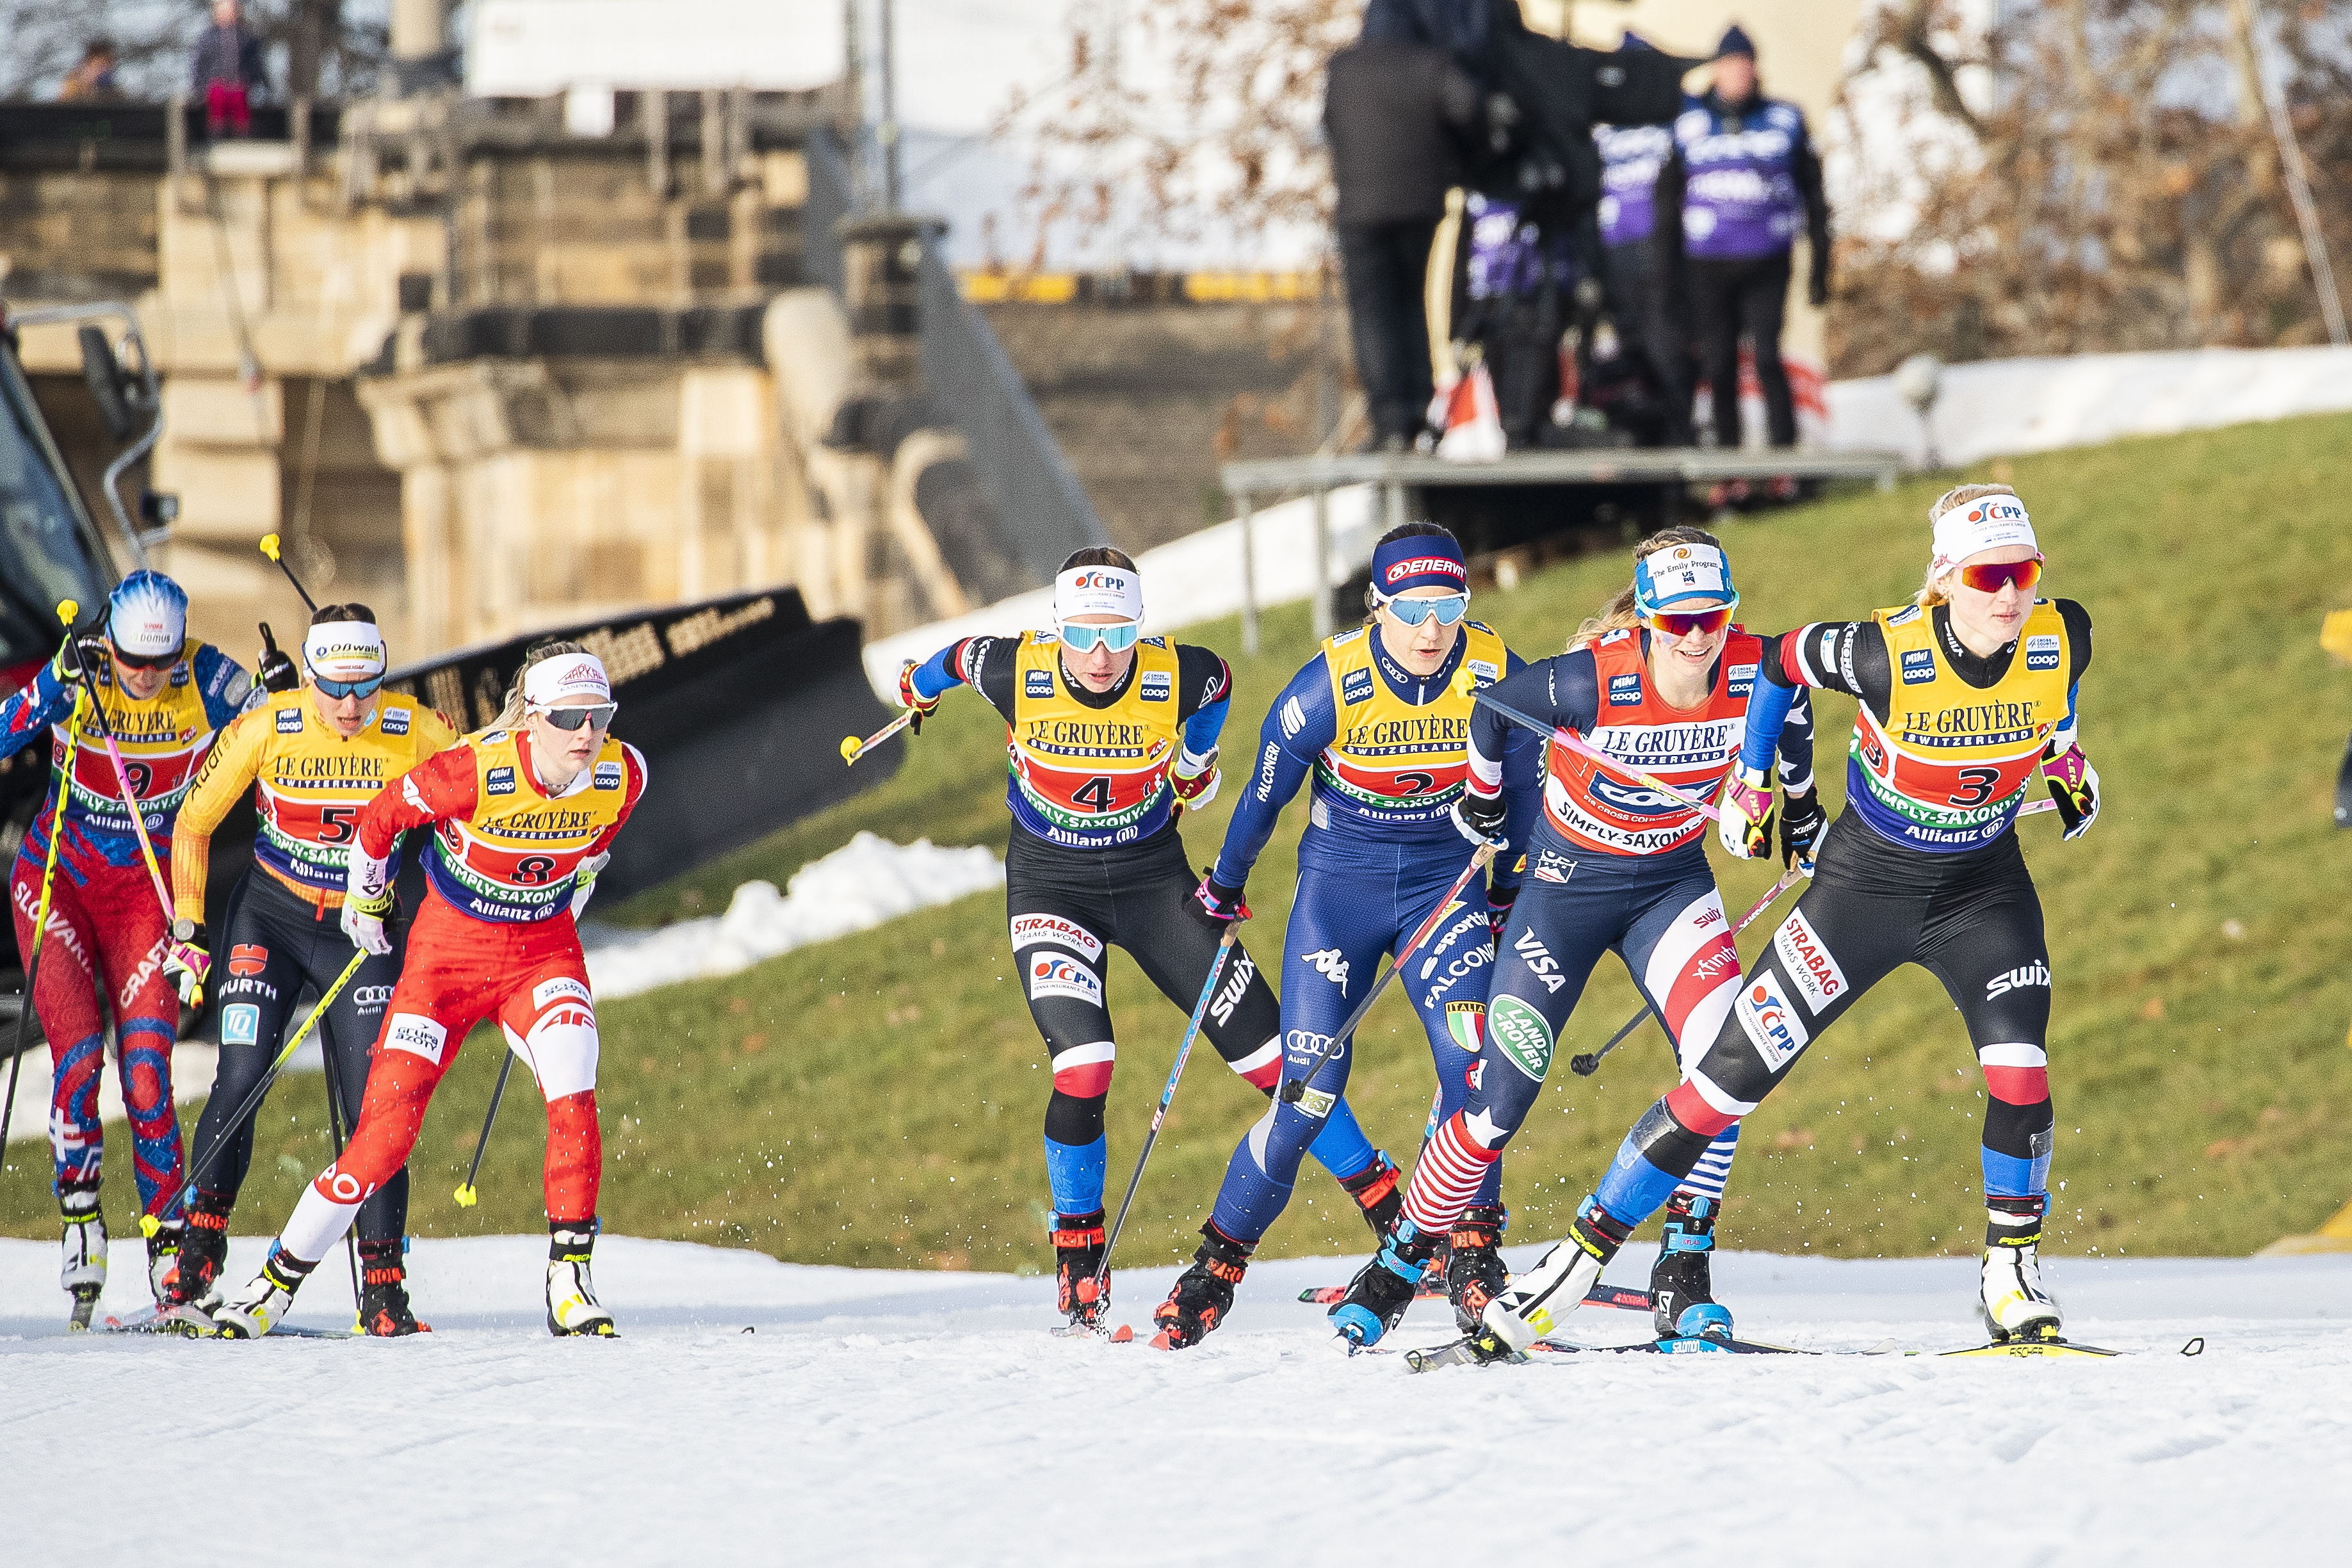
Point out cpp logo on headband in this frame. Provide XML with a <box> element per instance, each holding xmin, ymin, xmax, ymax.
<box><xmin>1383</xmin><ymin>557</ymin><xmax>1468</xmax><ymax>586</ymax></box>
<box><xmin>1968</xmin><ymin>500</ymin><xmax>2029</xmax><ymax>524</ymax></box>
<box><xmin>1069</xmin><ymin>571</ymin><xmax>1130</xmax><ymax>592</ymax></box>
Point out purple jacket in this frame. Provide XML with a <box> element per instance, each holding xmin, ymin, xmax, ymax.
<box><xmin>1673</xmin><ymin>97</ymin><xmax>1812</xmax><ymax>260</ymax></box>
<box><xmin>1594</xmin><ymin>121</ymin><xmax>1677</xmax><ymax>247</ymax></box>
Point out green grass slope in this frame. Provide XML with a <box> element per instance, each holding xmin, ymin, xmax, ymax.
<box><xmin>8</xmin><ymin>413</ymin><xmax>2352</xmax><ymax>1274</ymax></box>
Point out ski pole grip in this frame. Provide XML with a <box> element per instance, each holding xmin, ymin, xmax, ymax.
<box><xmin>56</xmin><ymin>599</ymin><xmax>78</xmax><ymax>626</ymax></box>
<box><xmin>259</xmin><ymin>533</ymin><xmax>282</xmax><ymax>562</ymax></box>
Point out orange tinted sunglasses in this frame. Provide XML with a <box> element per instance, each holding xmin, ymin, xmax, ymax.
<box><xmin>1956</xmin><ymin>557</ymin><xmax>2043</xmax><ymax>594</ymax></box>
<box><xmin>1642</xmin><ymin>607</ymin><xmax>1735</xmax><ymax>638</ymax></box>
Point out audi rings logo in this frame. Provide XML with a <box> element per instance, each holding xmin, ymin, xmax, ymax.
<box><xmin>327</xmin><ymin>1171</ymin><xmax>366</xmax><ymax>1203</ymax></box>
<box><xmin>352</xmin><ymin>985</ymin><xmax>395</xmax><ymax>1008</ymax></box>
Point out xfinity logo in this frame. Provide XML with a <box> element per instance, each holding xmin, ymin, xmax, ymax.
<box><xmin>1986</xmin><ymin>962</ymin><xmax>2050</xmax><ymax>999</ymax></box>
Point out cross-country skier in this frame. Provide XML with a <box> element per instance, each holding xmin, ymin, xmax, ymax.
<box><xmin>161</xmin><ymin>604</ymin><xmax>458</xmax><ymax>1334</ymax></box>
<box><xmin>1449</xmin><ymin>484</ymin><xmax>2095</xmax><ymax>1362</ymax></box>
<box><xmin>0</xmin><ymin>570</ymin><xmax>258</xmax><ymax>1323</ymax></box>
<box><xmin>1151</xmin><ymin>524</ymin><xmax>1541</xmax><ymax>1348</ymax></box>
<box><xmin>212</xmin><ymin>643</ymin><xmax>644</xmax><ymax>1338</ymax></box>
<box><xmin>1330</xmin><ymin>528</ymin><xmax>1820</xmax><ymax>1349</ymax></box>
<box><xmin>898</xmin><ymin>547</ymin><xmax>1400</xmax><ymax>1331</ymax></box>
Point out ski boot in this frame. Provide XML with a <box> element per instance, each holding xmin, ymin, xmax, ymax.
<box><xmin>1445</xmin><ymin>1206</ymin><xmax>1508</xmax><ymax>1334</ymax></box>
<box><xmin>1051</xmin><ymin>1209</ymin><xmax>1108</xmax><ymax>1332</ymax></box>
<box><xmin>1151</xmin><ymin>1225</ymin><xmax>1251</xmax><ymax>1349</ymax></box>
<box><xmin>547</xmin><ymin>1223</ymin><xmax>617</xmax><ymax>1337</ymax></box>
<box><xmin>1338</xmin><ymin>1151</ymin><xmax>1403</xmax><ymax>1241</ymax></box>
<box><xmin>1649</xmin><ymin>1192</ymin><xmax>1733</xmax><ymax>1343</ymax></box>
<box><xmin>145</xmin><ymin>1216</ymin><xmax>184</xmax><ymax>1305</ymax></box>
<box><xmin>59</xmin><ymin>1178</ymin><xmax>106</xmax><ymax>1330</ymax></box>
<box><xmin>1472</xmin><ymin>1195</ymin><xmax>1634</xmax><ymax>1361</ymax></box>
<box><xmin>359</xmin><ymin>1240</ymin><xmax>432</xmax><ymax>1337</ymax></box>
<box><xmin>170</xmin><ymin>1187</ymin><xmax>233</xmax><ymax>1311</ymax></box>
<box><xmin>214</xmin><ymin>1248</ymin><xmax>316</xmax><ymax>1339</ymax></box>
<box><xmin>1979</xmin><ymin>1195</ymin><xmax>2062</xmax><ymax>1342</ymax></box>
<box><xmin>1329</xmin><ymin>1220</ymin><xmax>1442</xmax><ymax>1350</ymax></box>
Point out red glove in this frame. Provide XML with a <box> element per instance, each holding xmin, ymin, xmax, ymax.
<box><xmin>897</xmin><ymin>661</ymin><xmax>941</xmax><ymax>734</ymax></box>
<box><xmin>1171</xmin><ymin>748</ymin><xmax>1219</xmax><ymax>818</ymax></box>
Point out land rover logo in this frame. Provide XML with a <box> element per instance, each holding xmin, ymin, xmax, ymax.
<box><xmin>1488</xmin><ymin>994</ymin><xmax>1554</xmax><ymax>1080</ymax></box>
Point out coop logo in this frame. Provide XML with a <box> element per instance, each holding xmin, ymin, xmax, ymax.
<box><xmin>2025</xmin><ymin>634</ymin><xmax>2061</xmax><ymax>672</ymax></box>
<box><xmin>1985</xmin><ymin>961</ymin><xmax>2050</xmax><ymax>999</ymax></box>
<box><xmin>1728</xmin><ymin>662</ymin><xmax>1757</xmax><ymax>699</ymax></box>
<box><xmin>1488</xmin><ymin>994</ymin><xmax>1555</xmax><ymax>1080</ymax></box>
<box><xmin>1025</xmin><ymin>669</ymin><xmax>1055</xmax><ymax>699</ymax></box>
<box><xmin>221</xmin><ymin>1003</ymin><xmax>260</xmax><ymax>1046</ymax></box>
<box><xmin>1302</xmin><ymin>948</ymin><xmax>1351</xmax><ymax>992</ymax></box>
<box><xmin>1468</xmin><ymin>659</ymin><xmax>1499</xmax><ymax>686</ymax></box>
<box><xmin>385</xmin><ymin>1012</ymin><xmax>450</xmax><ymax>1065</ymax></box>
<box><xmin>593</xmin><ymin>761</ymin><xmax>623</xmax><ymax>790</ymax></box>
<box><xmin>1028</xmin><ymin>956</ymin><xmax>1102</xmax><ymax>1005</ymax></box>
<box><xmin>1735</xmin><ymin>973</ymin><xmax>1808</xmax><ymax>1072</ymax></box>
<box><xmin>1139</xmin><ymin>670</ymin><xmax>1172</xmax><ymax>702</ymax></box>
<box><xmin>1590</xmin><ymin>774</ymin><xmax>1678</xmax><ymax>816</ymax></box>
<box><xmin>352</xmin><ymin>985</ymin><xmax>396</xmax><ymax>1009</ymax></box>
<box><xmin>1341</xmin><ymin>668</ymin><xmax>1375</xmax><ymax>707</ymax></box>
<box><xmin>1010</xmin><ymin>914</ymin><xmax>1103</xmax><ymax>963</ymax></box>
<box><xmin>1771</xmin><ymin>910</ymin><xmax>1847</xmax><ymax>1015</ymax></box>
<box><xmin>485</xmin><ymin>766</ymin><xmax>516</xmax><ymax>796</ymax></box>
<box><xmin>1607</xmin><ymin>673</ymin><xmax>1644</xmax><ymax>706</ymax></box>
<box><xmin>1901</xmin><ymin>649</ymin><xmax>1936</xmax><ymax>685</ymax></box>
<box><xmin>227</xmin><ymin>944</ymin><xmax>270</xmax><ymax>978</ymax></box>
<box><xmin>1382</xmin><ymin>556</ymin><xmax>1467</xmax><ymax>587</ymax></box>
<box><xmin>275</xmin><ymin>707</ymin><xmax>304</xmax><ymax>733</ymax></box>
<box><xmin>1533</xmin><ymin>848</ymin><xmax>1575</xmax><ymax>884</ymax></box>
<box><xmin>378</xmin><ymin>706</ymin><xmax>410</xmax><ymax>736</ymax></box>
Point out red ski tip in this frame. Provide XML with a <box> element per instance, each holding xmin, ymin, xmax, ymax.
<box><xmin>1149</xmin><ymin>1330</ymin><xmax>1174</xmax><ymax>1350</ymax></box>
<box><xmin>1110</xmin><ymin>1323</ymin><xmax>1135</xmax><ymax>1343</ymax></box>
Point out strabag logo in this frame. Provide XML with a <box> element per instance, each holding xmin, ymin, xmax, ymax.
<box><xmin>1771</xmin><ymin>910</ymin><xmax>1847</xmax><ymax>1015</ymax></box>
<box><xmin>1735</xmin><ymin>972</ymin><xmax>1809</xmax><ymax>1072</ymax></box>
<box><xmin>1901</xmin><ymin>648</ymin><xmax>1936</xmax><ymax>684</ymax></box>
<box><xmin>1010</xmin><ymin>914</ymin><xmax>1105</xmax><ymax>963</ymax></box>
<box><xmin>1029</xmin><ymin>956</ymin><xmax>1103</xmax><ymax>1005</ymax></box>
<box><xmin>2025</xmin><ymin>634</ymin><xmax>2060</xmax><ymax>672</ymax></box>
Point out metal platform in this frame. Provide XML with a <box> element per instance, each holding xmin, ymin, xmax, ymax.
<box><xmin>1219</xmin><ymin>446</ymin><xmax>1904</xmax><ymax>649</ymax></box>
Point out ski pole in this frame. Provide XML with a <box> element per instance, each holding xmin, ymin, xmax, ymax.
<box><xmin>453</xmin><ymin>1053</ymin><xmax>517</xmax><ymax>1207</ymax></box>
<box><xmin>258</xmin><ymin>533</ymin><xmax>320</xmax><ymax>612</ymax></box>
<box><xmin>839</xmin><ymin>708</ymin><xmax>915</xmax><ymax>766</ymax></box>
<box><xmin>0</xmin><ymin>665</ymin><xmax>85</xmax><ymax>1160</ymax></box>
<box><xmin>1091</xmin><ymin>919</ymin><xmax>1244</xmax><ymax>1328</ymax></box>
<box><xmin>1280</xmin><ymin>840</ymin><xmax>1499</xmax><ymax>1109</ymax></box>
<box><xmin>143</xmin><ymin>947</ymin><xmax>369</xmax><ymax>1235</ymax></box>
<box><xmin>314</xmin><ymin>1016</ymin><xmax>367</xmax><ymax>1329</ymax></box>
<box><xmin>1475</xmin><ymin>691</ymin><xmax>1721</xmax><ymax>821</ymax></box>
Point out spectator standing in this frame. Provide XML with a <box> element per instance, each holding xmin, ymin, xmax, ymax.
<box><xmin>1593</xmin><ymin>33</ymin><xmax>1694</xmax><ymax>446</ymax></box>
<box><xmin>1324</xmin><ymin>37</ymin><xmax>1480</xmax><ymax>451</ymax></box>
<box><xmin>191</xmin><ymin>0</ymin><xmax>268</xmax><ymax>140</ymax></box>
<box><xmin>58</xmin><ymin>40</ymin><xmax>124</xmax><ymax>103</ymax></box>
<box><xmin>1655</xmin><ymin>24</ymin><xmax>1829</xmax><ymax>458</ymax></box>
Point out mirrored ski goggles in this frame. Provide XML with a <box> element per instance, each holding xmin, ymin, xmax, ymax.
<box><xmin>530</xmin><ymin>701</ymin><xmax>619</xmax><ymax>732</ymax></box>
<box><xmin>1641</xmin><ymin>606</ymin><xmax>1736</xmax><ymax>639</ymax></box>
<box><xmin>1374</xmin><ymin>591</ymin><xmax>1471</xmax><ymax>627</ymax></box>
<box><xmin>311</xmin><ymin>673</ymin><xmax>385</xmax><ymax>700</ymax></box>
<box><xmin>1057</xmin><ymin>620</ymin><xmax>1140</xmax><ymax>654</ymax></box>
<box><xmin>1955</xmin><ymin>556</ymin><xmax>2043</xmax><ymax>595</ymax></box>
<box><xmin>108</xmin><ymin>641</ymin><xmax>180</xmax><ymax>671</ymax></box>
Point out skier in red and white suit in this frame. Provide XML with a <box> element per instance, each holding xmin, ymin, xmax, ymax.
<box><xmin>213</xmin><ymin>643</ymin><xmax>645</xmax><ymax>1338</ymax></box>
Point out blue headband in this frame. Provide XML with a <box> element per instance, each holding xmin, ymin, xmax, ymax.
<box><xmin>1370</xmin><ymin>535</ymin><xmax>1469</xmax><ymax>598</ymax></box>
<box><xmin>1634</xmin><ymin>542</ymin><xmax>1738</xmax><ymax>615</ymax></box>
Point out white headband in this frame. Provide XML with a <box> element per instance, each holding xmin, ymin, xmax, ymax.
<box><xmin>303</xmin><ymin>620</ymin><xmax>386</xmax><ymax>683</ymax></box>
<box><xmin>523</xmin><ymin>652</ymin><xmax>613</xmax><ymax>707</ymax></box>
<box><xmin>1054</xmin><ymin>565</ymin><xmax>1142</xmax><ymax>626</ymax></box>
<box><xmin>1932</xmin><ymin>494</ymin><xmax>2038</xmax><ymax>575</ymax></box>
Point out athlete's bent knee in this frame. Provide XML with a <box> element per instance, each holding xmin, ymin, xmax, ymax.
<box><xmin>1051</xmin><ymin>1041</ymin><xmax>1115</xmax><ymax>1098</ymax></box>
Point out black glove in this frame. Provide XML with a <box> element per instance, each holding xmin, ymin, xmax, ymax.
<box><xmin>1189</xmin><ymin>869</ymin><xmax>1249</xmax><ymax>930</ymax></box>
<box><xmin>55</xmin><ymin>631</ymin><xmax>111</xmax><ymax>683</ymax></box>
<box><xmin>1486</xmin><ymin>881</ymin><xmax>1519</xmax><ymax>943</ymax></box>
<box><xmin>257</xmin><ymin>623</ymin><xmax>300</xmax><ymax>694</ymax></box>
<box><xmin>1780</xmin><ymin>786</ymin><xmax>1826</xmax><ymax>869</ymax></box>
<box><xmin>1451</xmin><ymin>789</ymin><xmax>1507</xmax><ymax>846</ymax></box>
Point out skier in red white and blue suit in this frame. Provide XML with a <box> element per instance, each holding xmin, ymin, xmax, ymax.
<box><xmin>1150</xmin><ymin>524</ymin><xmax>1545</xmax><ymax>1347</ymax></box>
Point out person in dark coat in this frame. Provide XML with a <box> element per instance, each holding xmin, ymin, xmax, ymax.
<box><xmin>1654</xmin><ymin>24</ymin><xmax>1830</xmax><ymax>454</ymax></box>
<box><xmin>1593</xmin><ymin>33</ymin><xmax>1696</xmax><ymax>446</ymax></box>
<box><xmin>1324</xmin><ymin>39</ymin><xmax>1480</xmax><ymax>450</ymax></box>
<box><xmin>191</xmin><ymin>0</ymin><xmax>268</xmax><ymax>139</ymax></box>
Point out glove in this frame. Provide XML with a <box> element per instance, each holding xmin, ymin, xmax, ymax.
<box><xmin>1779</xmin><ymin>786</ymin><xmax>1826</xmax><ymax>871</ymax></box>
<box><xmin>341</xmin><ymin>849</ymin><xmax>396</xmax><ymax>957</ymax></box>
<box><xmin>164</xmin><ymin>923</ymin><xmax>210</xmax><ymax>1008</ymax></box>
<box><xmin>2042</xmin><ymin>742</ymin><xmax>2100</xmax><ymax>841</ymax></box>
<box><xmin>897</xmin><ymin>661</ymin><xmax>940</xmax><ymax>735</ymax></box>
<box><xmin>1451</xmin><ymin>788</ymin><xmax>1507</xmax><ymax>846</ymax></box>
<box><xmin>1171</xmin><ymin>748</ymin><xmax>1219</xmax><ymax>818</ymax></box>
<box><xmin>256</xmin><ymin>624</ymin><xmax>300</xmax><ymax>694</ymax></box>
<box><xmin>569</xmin><ymin>852</ymin><xmax>611</xmax><ymax>921</ymax></box>
<box><xmin>1190</xmin><ymin>869</ymin><xmax>1250</xmax><ymax>930</ymax></box>
<box><xmin>1486</xmin><ymin>881</ymin><xmax>1518</xmax><ymax>943</ymax></box>
<box><xmin>53</xmin><ymin>631</ymin><xmax>111</xmax><ymax>684</ymax></box>
<box><xmin>1717</xmin><ymin>765</ymin><xmax>1775</xmax><ymax>861</ymax></box>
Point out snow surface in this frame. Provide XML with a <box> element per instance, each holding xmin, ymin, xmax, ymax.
<box><xmin>580</xmin><ymin>832</ymin><xmax>1004</xmax><ymax>1000</ymax></box>
<box><xmin>5</xmin><ymin>1234</ymin><xmax>2347</xmax><ymax>1565</ymax></box>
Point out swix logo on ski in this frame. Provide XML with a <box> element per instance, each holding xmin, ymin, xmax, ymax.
<box><xmin>1025</xmin><ymin>668</ymin><xmax>1054</xmax><ymax>699</ymax></box>
<box><xmin>1302</xmin><ymin>948</ymin><xmax>1351</xmax><ymax>992</ymax></box>
<box><xmin>1010</xmin><ymin>914</ymin><xmax>1104</xmax><ymax>963</ymax></box>
<box><xmin>228</xmin><ymin>944</ymin><xmax>269</xmax><ymax>978</ymax></box>
<box><xmin>1340</xmin><ymin>668</ymin><xmax>1375</xmax><ymax>706</ymax></box>
<box><xmin>485</xmin><ymin>765</ymin><xmax>517</xmax><ymax>796</ymax></box>
<box><xmin>1534</xmin><ymin>848</ymin><xmax>1575</xmax><ymax>884</ymax></box>
<box><xmin>1029</xmin><ymin>957</ymin><xmax>1102</xmax><ymax>1005</ymax></box>
<box><xmin>1901</xmin><ymin>649</ymin><xmax>1936</xmax><ymax>685</ymax></box>
<box><xmin>275</xmin><ymin>707</ymin><xmax>304</xmax><ymax>732</ymax></box>
<box><xmin>2025</xmin><ymin>634</ymin><xmax>2061</xmax><ymax>672</ymax></box>
<box><xmin>386</xmin><ymin>1013</ymin><xmax>450</xmax><ymax>1064</ymax></box>
<box><xmin>1511</xmin><ymin>929</ymin><xmax>1566</xmax><ymax>993</ymax></box>
<box><xmin>1735</xmin><ymin>971</ymin><xmax>1808</xmax><ymax>1072</ymax></box>
<box><xmin>1772</xmin><ymin>910</ymin><xmax>1848</xmax><ymax>1015</ymax></box>
<box><xmin>1382</xmin><ymin>557</ymin><xmax>1466</xmax><ymax>586</ymax></box>
<box><xmin>1985</xmin><ymin>961</ymin><xmax>2050</xmax><ymax>999</ymax></box>
<box><xmin>1607</xmin><ymin>673</ymin><xmax>1643</xmax><ymax>706</ymax></box>
<box><xmin>1209</xmin><ymin>951</ymin><xmax>1256</xmax><ymax>1026</ymax></box>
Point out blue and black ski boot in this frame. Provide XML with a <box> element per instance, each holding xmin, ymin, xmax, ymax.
<box><xmin>1650</xmin><ymin>1191</ymin><xmax>1732</xmax><ymax>1342</ymax></box>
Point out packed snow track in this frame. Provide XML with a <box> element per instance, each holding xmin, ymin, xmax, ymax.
<box><xmin>4</xmin><ymin>1237</ymin><xmax>2346</xmax><ymax>1565</ymax></box>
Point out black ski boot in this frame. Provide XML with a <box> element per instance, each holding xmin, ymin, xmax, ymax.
<box><xmin>169</xmin><ymin>1187</ymin><xmax>233</xmax><ymax>1313</ymax></box>
<box><xmin>145</xmin><ymin>1217</ymin><xmax>184</xmax><ymax>1306</ymax></box>
<box><xmin>1649</xmin><ymin>1192</ymin><xmax>1732</xmax><ymax>1341</ymax></box>
<box><xmin>1051</xmin><ymin>1209</ymin><xmax>1108</xmax><ymax>1330</ymax></box>
<box><xmin>360</xmin><ymin>1240</ymin><xmax>432</xmax><ymax>1337</ymax></box>
<box><xmin>59</xmin><ymin>1177</ymin><xmax>105</xmax><ymax>1330</ymax></box>
<box><xmin>1151</xmin><ymin>1225</ymin><xmax>1252</xmax><ymax>1349</ymax></box>
<box><xmin>1338</xmin><ymin>1151</ymin><xmax>1402</xmax><ymax>1241</ymax></box>
<box><xmin>1330</xmin><ymin>1220</ymin><xmax>1443</xmax><ymax>1349</ymax></box>
<box><xmin>1445</xmin><ymin>1206</ymin><xmax>1509</xmax><ymax>1333</ymax></box>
